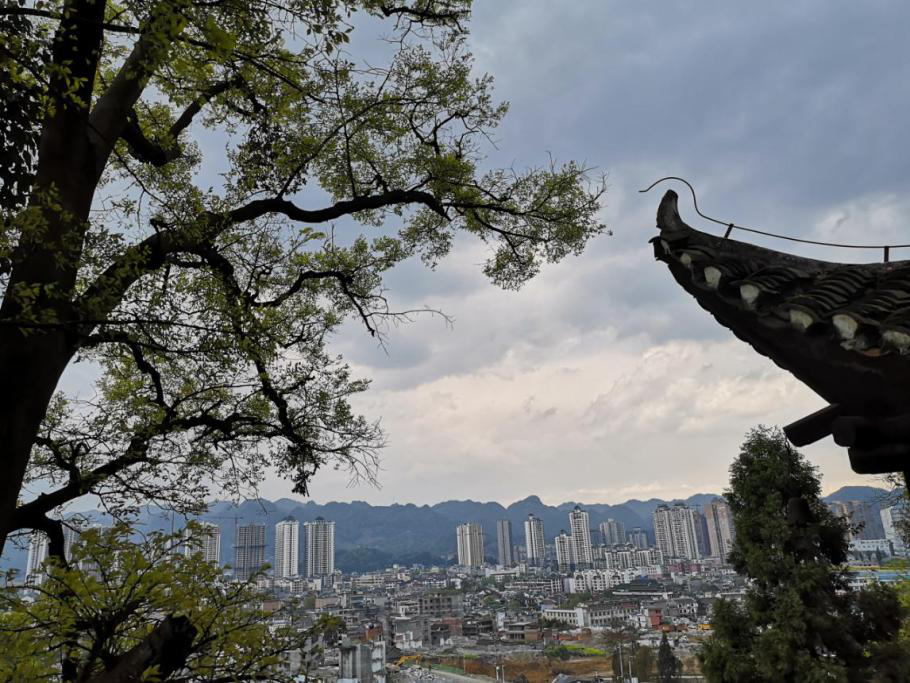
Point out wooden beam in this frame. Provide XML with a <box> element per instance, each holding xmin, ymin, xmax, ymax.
<box><xmin>848</xmin><ymin>444</ymin><xmax>910</xmax><ymax>475</ymax></box>
<box><xmin>784</xmin><ymin>404</ymin><xmax>842</xmax><ymax>446</ymax></box>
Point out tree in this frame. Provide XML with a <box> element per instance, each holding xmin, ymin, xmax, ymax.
<box><xmin>698</xmin><ymin>426</ymin><xmax>910</xmax><ymax>682</ymax></box>
<box><xmin>632</xmin><ymin>644</ymin><xmax>654</xmax><ymax>681</ymax></box>
<box><xmin>657</xmin><ymin>632</ymin><xmax>678</xmax><ymax>683</ymax></box>
<box><xmin>0</xmin><ymin>0</ymin><xmax>606</xmax><ymax>550</ymax></box>
<box><xmin>0</xmin><ymin>0</ymin><xmax>606</xmax><ymax>677</ymax></box>
<box><xmin>0</xmin><ymin>524</ymin><xmax>345</xmax><ymax>681</ymax></box>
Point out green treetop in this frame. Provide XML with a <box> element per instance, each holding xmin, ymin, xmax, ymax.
<box><xmin>699</xmin><ymin>426</ymin><xmax>910</xmax><ymax>682</ymax></box>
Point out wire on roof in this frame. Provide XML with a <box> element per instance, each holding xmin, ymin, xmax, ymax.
<box><xmin>639</xmin><ymin>176</ymin><xmax>910</xmax><ymax>263</ymax></box>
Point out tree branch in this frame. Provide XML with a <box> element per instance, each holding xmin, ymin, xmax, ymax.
<box><xmin>228</xmin><ymin>188</ymin><xmax>448</xmax><ymax>224</ymax></box>
<box><xmin>88</xmin><ymin>0</ymin><xmax>190</xmax><ymax>179</ymax></box>
<box><xmin>84</xmin><ymin>615</ymin><xmax>197</xmax><ymax>683</ymax></box>
<box><xmin>121</xmin><ymin>79</ymin><xmax>236</xmax><ymax>167</ymax></box>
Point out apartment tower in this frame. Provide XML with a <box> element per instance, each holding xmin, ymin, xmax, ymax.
<box><xmin>456</xmin><ymin>522</ymin><xmax>484</xmax><ymax>567</ymax></box>
<box><xmin>568</xmin><ymin>506</ymin><xmax>594</xmax><ymax>568</ymax></box>
<box><xmin>524</xmin><ymin>514</ymin><xmax>546</xmax><ymax>566</ymax></box>
<box><xmin>234</xmin><ymin>522</ymin><xmax>267</xmax><ymax>580</ymax></box>
<box><xmin>496</xmin><ymin>519</ymin><xmax>514</xmax><ymax>568</ymax></box>
<box><xmin>304</xmin><ymin>518</ymin><xmax>335</xmax><ymax>577</ymax></box>
<box><xmin>275</xmin><ymin>517</ymin><xmax>300</xmax><ymax>577</ymax></box>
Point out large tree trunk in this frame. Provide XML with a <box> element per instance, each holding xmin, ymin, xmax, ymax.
<box><xmin>0</xmin><ymin>0</ymin><xmax>106</xmax><ymax>553</ymax></box>
<box><xmin>0</xmin><ymin>334</ymin><xmax>74</xmax><ymax>552</ymax></box>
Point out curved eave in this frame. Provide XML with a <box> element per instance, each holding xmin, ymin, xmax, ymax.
<box><xmin>652</xmin><ymin>189</ymin><xmax>910</xmax><ymax>413</ymax></box>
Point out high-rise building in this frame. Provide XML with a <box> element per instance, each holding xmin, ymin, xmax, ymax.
<box><xmin>693</xmin><ymin>509</ymin><xmax>710</xmax><ymax>557</ymax></box>
<box><xmin>628</xmin><ymin>527</ymin><xmax>648</xmax><ymax>549</ymax></box>
<box><xmin>234</xmin><ymin>522</ymin><xmax>266</xmax><ymax>580</ymax></box>
<box><xmin>653</xmin><ymin>504</ymin><xmax>700</xmax><ymax>560</ymax></box>
<box><xmin>183</xmin><ymin>522</ymin><xmax>221</xmax><ymax>564</ymax></box>
<box><xmin>304</xmin><ymin>518</ymin><xmax>335</xmax><ymax>577</ymax></box>
<box><xmin>599</xmin><ymin>518</ymin><xmax>626</xmax><ymax>546</ymax></box>
<box><xmin>26</xmin><ymin>531</ymin><xmax>49</xmax><ymax>586</ymax></box>
<box><xmin>63</xmin><ymin>523</ymin><xmax>82</xmax><ymax>561</ymax></box>
<box><xmin>828</xmin><ymin>500</ymin><xmax>886</xmax><ymax>540</ymax></box>
<box><xmin>568</xmin><ymin>506</ymin><xmax>593</xmax><ymax>568</ymax></box>
<box><xmin>554</xmin><ymin>530</ymin><xmax>575</xmax><ymax>571</ymax></box>
<box><xmin>456</xmin><ymin>522</ymin><xmax>484</xmax><ymax>567</ymax></box>
<box><xmin>524</xmin><ymin>514</ymin><xmax>546</xmax><ymax>566</ymax></box>
<box><xmin>59</xmin><ymin>520</ymin><xmax>103</xmax><ymax>576</ymax></box>
<box><xmin>275</xmin><ymin>517</ymin><xmax>300</xmax><ymax>577</ymax></box>
<box><xmin>704</xmin><ymin>498</ymin><xmax>736</xmax><ymax>559</ymax></box>
<box><xmin>881</xmin><ymin>504</ymin><xmax>907</xmax><ymax>556</ymax></box>
<box><xmin>847</xmin><ymin>501</ymin><xmax>886</xmax><ymax>540</ymax></box>
<box><xmin>496</xmin><ymin>520</ymin><xmax>514</xmax><ymax>567</ymax></box>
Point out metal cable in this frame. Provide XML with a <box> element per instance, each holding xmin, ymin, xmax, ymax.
<box><xmin>639</xmin><ymin>177</ymin><xmax>910</xmax><ymax>261</ymax></box>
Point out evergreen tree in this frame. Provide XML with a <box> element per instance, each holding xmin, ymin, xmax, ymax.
<box><xmin>657</xmin><ymin>632</ymin><xmax>678</xmax><ymax>683</ymax></box>
<box><xmin>699</xmin><ymin>426</ymin><xmax>910</xmax><ymax>682</ymax></box>
<box><xmin>632</xmin><ymin>645</ymin><xmax>654</xmax><ymax>681</ymax></box>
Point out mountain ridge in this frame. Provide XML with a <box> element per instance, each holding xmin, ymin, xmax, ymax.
<box><xmin>1</xmin><ymin>486</ymin><xmax>889</xmax><ymax>574</ymax></box>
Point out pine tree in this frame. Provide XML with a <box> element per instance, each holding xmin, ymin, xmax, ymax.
<box><xmin>698</xmin><ymin>426</ymin><xmax>910</xmax><ymax>682</ymax></box>
<box><xmin>657</xmin><ymin>632</ymin><xmax>678</xmax><ymax>682</ymax></box>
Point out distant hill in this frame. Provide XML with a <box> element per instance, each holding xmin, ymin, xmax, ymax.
<box><xmin>822</xmin><ymin>485</ymin><xmax>894</xmax><ymax>505</ymax></box>
<box><xmin>5</xmin><ymin>486</ymin><xmax>892</xmax><ymax>576</ymax></box>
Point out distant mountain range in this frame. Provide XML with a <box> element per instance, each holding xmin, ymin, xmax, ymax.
<box><xmin>1</xmin><ymin>486</ymin><xmax>892</xmax><ymax>575</ymax></box>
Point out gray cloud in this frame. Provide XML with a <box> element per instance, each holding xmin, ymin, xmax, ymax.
<box><xmin>289</xmin><ymin>1</ymin><xmax>910</xmax><ymax>505</ymax></box>
<box><xmin>51</xmin><ymin>1</ymin><xmax>908</xmax><ymax>507</ymax></box>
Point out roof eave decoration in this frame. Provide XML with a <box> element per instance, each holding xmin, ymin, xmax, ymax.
<box><xmin>652</xmin><ymin>189</ymin><xmax>910</xmax><ymax>477</ymax></box>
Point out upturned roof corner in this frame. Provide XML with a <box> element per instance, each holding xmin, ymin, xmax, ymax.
<box><xmin>651</xmin><ymin>189</ymin><xmax>910</xmax><ymax>480</ymax></box>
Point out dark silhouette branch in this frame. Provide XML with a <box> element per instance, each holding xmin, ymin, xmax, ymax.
<box><xmin>84</xmin><ymin>615</ymin><xmax>197</xmax><ymax>683</ymax></box>
<box><xmin>121</xmin><ymin>79</ymin><xmax>236</xmax><ymax>167</ymax></box>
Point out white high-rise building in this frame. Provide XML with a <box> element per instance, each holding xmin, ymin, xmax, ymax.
<box><xmin>555</xmin><ymin>530</ymin><xmax>576</xmax><ymax>571</ymax></box>
<box><xmin>496</xmin><ymin>520</ymin><xmax>514</xmax><ymax>568</ymax></box>
<box><xmin>234</xmin><ymin>523</ymin><xmax>267</xmax><ymax>580</ymax></box>
<box><xmin>524</xmin><ymin>514</ymin><xmax>546</xmax><ymax>566</ymax></box>
<box><xmin>881</xmin><ymin>504</ymin><xmax>907</xmax><ymax>557</ymax></box>
<box><xmin>599</xmin><ymin>519</ymin><xmax>626</xmax><ymax>546</ymax></box>
<box><xmin>456</xmin><ymin>522</ymin><xmax>484</xmax><ymax>567</ymax></box>
<box><xmin>26</xmin><ymin>531</ymin><xmax>49</xmax><ymax>586</ymax></box>
<box><xmin>304</xmin><ymin>518</ymin><xmax>335</xmax><ymax>577</ymax></box>
<box><xmin>568</xmin><ymin>506</ymin><xmax>593</xmax><ymax>568</ymax></box>
<box><xmin>704</xmin><ymin>498</ymin><xmax>736</xmax><ymax>559</ymax></box>
<box><xmin>183</xmin><ymin>522</ymin><xmax>221</xmax><ymax>564</ymax></box>
<box><xmin>275</xmin><ymin>517</ymin><xmax>300</xmax><ymax>577</ymax></box>
<box><xmin>653</xmin><ymin>504</ymin><xmax>701</xmax><ymax>560</ymax></box>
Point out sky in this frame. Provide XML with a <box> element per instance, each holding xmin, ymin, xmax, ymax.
<box><xmin>63</xmin><ymin>1</ymin><xmax>910</xmax><ymax>508</ymax></box>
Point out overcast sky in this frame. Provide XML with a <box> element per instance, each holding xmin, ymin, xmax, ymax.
<box><xmin>61</xmin><ymin>1</ymin><xmax>910</xmax><ymax>508</ymax></box>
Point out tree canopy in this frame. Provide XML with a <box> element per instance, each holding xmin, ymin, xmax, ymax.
<box><xmin>0</xmin><ymin>524</ymin><xmax>345</xmax><ymax>681</ymax></box>
<box><xmin>0</xmin><ymin>0</ymin><xmax>606</xmax><ymax>678</ymax></box>
<box><xmin>0</xmin><ymin>0</ymin><xmax>606</xmax><ymax>555</ymax></box>
<box><xmin>698</xmin><ymin>426</ymin><xmax>910</xmax><ymax>682</ymax></box>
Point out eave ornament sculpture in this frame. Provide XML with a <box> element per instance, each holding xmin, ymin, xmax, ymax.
<box><xmin>651</xmin><ymin>187</ymin><xmax>910</xmax><ymax>488</ymax></box>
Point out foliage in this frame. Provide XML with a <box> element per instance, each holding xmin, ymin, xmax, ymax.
<box><xmin>562</xmin><ymin>591</ymin><xmax>593</xmax><ymax>608</ymax></box>
<box><xmin>657</xmin><ymin>632</ymin><xmax>678</xmax><ymax>683</ymax></box>
<box><xmin>543</xmin><ymin>644</ymin><xmax>572</xmax><ymax>661</ymax></box>
<box><xmin>0</xmin><ymin>523</ymin><xmax>343</xmax><ymax>681</ymax></box>
<box><xmin>698</xmin><ymin>426</ymin><xmax>910</xmax><ymax>682</ymax></box>
<box><xmin>0</xmin><ymin>1</ymin><xmax>606</xmax><ymax>675</ymax></box>
<box><xmin>542</xmin><ymin>643</ymin><xmax>606</xmax><ymax>661</ymax></box>
<box><xmin>0</xmin><ymin>0</ymin><xmax>607</xmax><ymax>539</ymax></box>
<box><xmin>539</xmin><ymin>616</ymin><xmax>572</xmax><ymax>630</ymax></box>
<box><xmin>561</xmin><ymin>643</ymin><xmax>605</xmax><ymax>656</ymax></box>
<box><xmin>633</xmin><ymin>644</ymin><xmax>654</xmax><ymax>680</ymax></box>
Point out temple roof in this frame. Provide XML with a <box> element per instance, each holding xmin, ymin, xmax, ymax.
<box><xmin>651</xmin><ymin>189</ymin><xmax>910</xmax><ymax>417</ymax></box>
